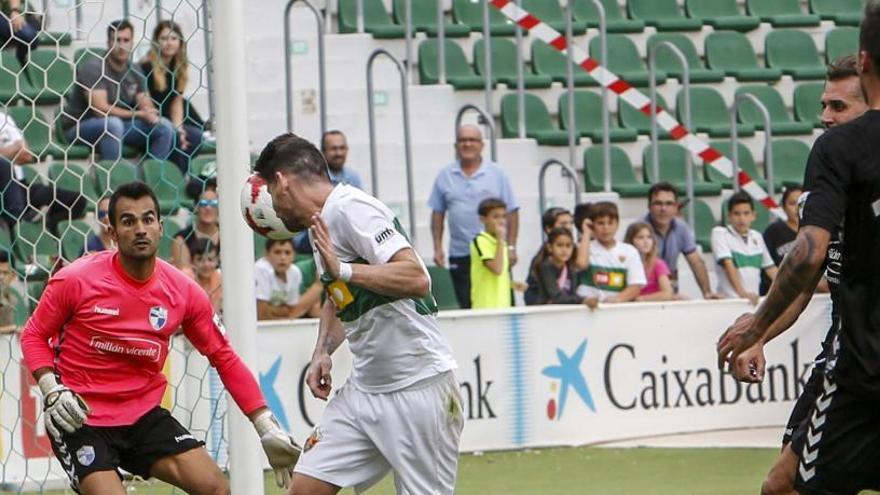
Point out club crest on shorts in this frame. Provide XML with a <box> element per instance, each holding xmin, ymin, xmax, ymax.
<box><xmin>149</xmin><ymin>306</ymin><xmax>168</xmax><ymax>330</ymax></box>
<box><xmin>76</xmin><ymin>445</ymin><xmax>95</xmax><ymax>466</ymax></box>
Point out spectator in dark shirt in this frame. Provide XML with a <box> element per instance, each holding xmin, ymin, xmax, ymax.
<box><xmin>530</xmin><ymin>228</ymin><xmax>596</xmax><ymax>307</ymax></box>
<box><xmin>761</xmin><ymin>186</ymin><xmax>803</xmax><ymax>293</ymax></box>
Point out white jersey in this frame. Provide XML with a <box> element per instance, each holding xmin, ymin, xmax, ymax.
<box><xmin>576</xmin><ymin>240</ymin><xmax>647</xmax><ymax>301</ymax></box>
<box><xmin>254</xmin><ymin>257</ymin><xmax>303</xmax><ymax>306</ymax></box>
<box><xmin>314</xmin><ymin>185</ymin><xmax>456</xmax><ymax>393</ymax></box>
<box><xmin>711</xmin><ymin>225</ymin><xmax>774</xmax><ymax>298</ymax></box>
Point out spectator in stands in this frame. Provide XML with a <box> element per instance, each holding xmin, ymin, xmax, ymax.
<box><xmin>524</xmin><ymin>207</ymin><xmax>589</xmax><ymax>304</ymax></box>
<box><xmin>576</xmin><ymin>202</ymin><xmax>645</xmax><ymax>303</ymax></box>
<box><xmin>0</xmin><ymin>111</ymin><xmax>84</xmax><ymax>232</ymax></box>
<box><xmin>711</xmin><ymin>191</ymin><xmax>777</xmax><ymax>305</ymax></box>
<box><xmin>821</xmin><ymin>54</ymin><xmax>868</xmax><ymax>129</ymax></box>
<box><xmin>429</xmin><ymin>124</ymin><xmax>519</xmax><ymax>309</ymax></box>
<box><xmin>61</xmin><ymin>19</ymin><xmax>174</xmax><ymax>163</ymax></box>
<box><xmin>254</xmin><ymin>238</ymin><xmax>321</xmax><ymax>320</ymax></box>
<box><xmin>139</xmin><ymin>20</ymin><xmax>204</xmax><ymax>175</ymax></box>
<box><xmin>625</xmin><ymin>222</ymin><xmax>674</xmax><ymax>302</ymax></box>
<box><xmin>322</xmin><ymin>130</ymin><xmax>362</xmax><ymax>189</ymax></box>
<box><xmin>643</xmin><ymin>182</ymin><xmax>717</xmax><ymax>299</ymax></box>
<box><xmin>83</xmin><ymin>197</ymin><xmax>114</xmax><ymax>254</ymax></box>
<box><xmin>186</xmin><ymin>237</ymin><xmax>222</xmax><ymax>313</ymax></box>
<box><xmin>0</xmin><ymin>0</ymin><xmax>39</xmax><ymax>68</ymax></box>
<box><xmin>761</xmin><ymin>186</ymin><xmax>802</xmax><ymax>293</ymax></box>
<box><xmin>529</xmin><ymin>227</ymin><xmax>597</xmax><ymax>308</ymax></box>
<box><xmin>171</xmin><ymin>180</ymin><xmax>219</xmax><ymax>268</ymax></box>
<box><xmin>470</xmin><ymin>198</ymin><xmax>512</xmax><ymax>309</ymax></box>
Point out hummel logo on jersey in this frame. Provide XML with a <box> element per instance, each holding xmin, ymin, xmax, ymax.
<box><xmin>93</xmin><ymin>305</ymin><xmax>119</xmax><ymax>316</ymax></box>
<box><xmin>374</xmin><ymin>227</ymin><xmax>395</xmax><ymax>245</ymax></box>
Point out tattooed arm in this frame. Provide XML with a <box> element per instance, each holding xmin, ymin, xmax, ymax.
<box><xmin>306</xmin><ymin>300</ymin><xmax>346</xmax><ymax>401</ymax></box>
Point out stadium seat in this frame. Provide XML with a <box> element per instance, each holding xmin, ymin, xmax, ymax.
<box><xmin>764</xmin><ymin>30</ymin><xmax>826</xmax><ymax>80</ymax></box>
<box><xmin>5</xmin><ymin>106</ymin><xmax>55</xmax><ymax>160</ymax></box>
<box><xmin>73</xmin><ymin>47</ymin><xmax>106</xmax><ymax>68</ymax></box>
<box><xmin>474</xmin><ymin>39</ymin><xmax>553</xmax><ymax>89</ymax></box>
<box><xmin>158</xmin><ymin>217</ymin><xmax>180</xmax><ymax>260</ymax></box>
<box><xmin>94</xmin><ymin>160</ymin><xmax>139</xmax><ymax>197</ymax></box>
<box><xmin>24</xmin><ymin>49</ymin><xmax>74</xmax><ymax>104</ymax></box>
<box><xmin>721</xmin><ymin>195</ymin><xmax>771</xmax><ymax>232</ymax></box>
<box><xmin>189</xmin><ymin>155</ymin><xmax>217</xmax><ymax>181</ymax></box>
<box><xmin>641</xmin><ymin>143</ymin><xmax>723</xmax><ymax>196</ymax></box>
<box><xmin>418</xmin><ymin>40</ymin><xmax>485</xmax><ymax>89</ymax></box>
<box><xmin>531</xmin><ymin>40</ymin><xmax>597</xmax><ymax>86</ymax></box>
<box><xmin>57</xmin><ymin>219</ymin><xmax>91</xmax><ymax>262</ymax></box>
<box><xmin>618</xmin><ymin>93</ymin><xmax>672</xmax><ymax>139</ymax></box>
<box><xmin>825</xmin><ymin>27</ymin><xmax>859</xmax><ymax>64</ymax></box>
<box><xmin>704</xmin><ymin>31</ymin><xmax>782</xmax><ymax>82</ymax></box>
<box><xmin>647</xmin><ymin>33</ymin><xmax>724</xmax><ymax>83</ymax></box>
<box><xmin>810</xmin><ymin>0</ymin><xmax>862</xmax><ymax>26</ymax></box>
<box><xmin>693</xmin><ymin>199</ymin><xmax>717</xmax><ymax>251</ymax></box>
<box><xmin>771</xmin><ymin>139</ymin><xmax>810</xmax><ymax>187</ymax></box>
<box><xmin>793</xmin><ymin>82</ymin><xmax>824</xmax><ymax>128</ymax></box>
<box><xmin>684</xmin><ymin>0</ymin><xmax>760</xmax><ymax>32</ymax></box>
<box><xmin>427</xmin><ymin>265</ymin><xmax>460</xmax><ymax>310</ymax></box>
<box><xmin>735</xmin><ymin>86</ymin><xmax>815</xmax><ymax>135</ymax></box>
<box><xmin>142</xmin><ymin>159</ymin><xmax>188</xmax><ymax>215</ymax></box>
<box><xmin>680</xmin><ymin>87</ymin><xmax>755</xmax><ymax>137</ymax></box>
<box><xmin>37</xmin><ymin>31</ymin><xmax>72</xmax><ymax>46</ymax></box>
<box><xmin>571</xmin><ymin>0</ymin><xmax>645</xmax><ymax>33</ymax></box>
<box><xmin>583</xmin><ymin>145</ymin><xmax>651</xmax><ymax>197</ymax></box>
<box><xmin>338</xmin><ymin>0</ymin><xmax>405</xmax><ymax>38</ymax></box>
<box><xmin>452</xmin><ymin>0</ymin><xmax>517</xmax><ymax>35</ymax></box>
<box><xmin>51</xmin><ymin>109</ymin><xmax>96</xmax><ymax>160</ymax></box>
<box><xmin>0</xmin><ymin>52</ymin><xmax>39</xmax><ymax>104</ymax></box>
<box><xmin>18</xmin><ymin>164</ymin><xmax>42</xmax><ymax>186</ymax></box>
<box><xmin>49</xmin><ymin>163</ymin><xmax>99</xmax><ymax>210</ymax></box>
<box><xmin>589</xmin><ymin>34</ymin><xmax>666</xmax><ymax>86</ymax></box>
<box><xmin>26</xmin><ymin>280</ymin><xmax>46</xmax><ymax>310</ymax></box>
<box><xmin>628</xmin><ymin>0</ymin><xmax>702</xmax><ymax>31</ymax></box>
<box><xmin>521</xmin><ymin>0</ymin><xmax>587</xmax><ymax>35</ymax></box>
<box><xmin>392</xmin><ymin>0</ymin><xmax>471</xmax><ymax>37</ymax></box>
<box><xmin>745</xmin><ymin>0</ymin><xmax>820</xmax><ymax>27</ymax></box>
<box><xmin>0</xmin><ymin>226</ymin><xmax>13</xmax><ymax>262</ymax></box>
<box><xmin>500</xmin><ymin>93</ymin><xmax>571</xmax><ymax>146</ymax></box>
<box><xmin>706</xmin><ymin>140</ymin><xmax>780</xmax><ymax>190</ymax></box>
<box><xmin>13</xmin><ymin>221</ymin><xmax>60</xmax><ymax>273</ymax></box>
<box><xmin>558</xmin><ymin>91</ymin><xmax>638</xmax><ymax>142</ymax></box>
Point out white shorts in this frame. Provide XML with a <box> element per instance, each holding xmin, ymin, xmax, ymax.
<box><xmin>294</xmin><ymin>371</ymin><xmax>464</xmax><ymax>494</ymax></box>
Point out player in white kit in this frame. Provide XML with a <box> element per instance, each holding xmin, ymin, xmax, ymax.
<box><xmin>252</xmin><ymin>133</ymin><xmax>464</xmax><ymax>495</ymax></box>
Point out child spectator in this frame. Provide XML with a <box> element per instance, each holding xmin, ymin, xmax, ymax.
<box><xmin>524</xmin><ymin>207</ymin><xmax>591</xmax><ymax>304</ymax></box>
<box><xmin>172</xmin><ymin>180</ymin><xmax>219</xmax><ymax>269</ymax></box>
<box><xmin>470</xmin><ymin>198</ymin><xmax>511</xmax><ymax>309</ymax></box>
<box><xmin>186</xmin><ymin>238</ymin><xmax>222</xmax><ymax>313</ymax></box>
<box><xmin>624</xmin><ymin>222</ymin><xmax>674</xmax><ymax>302</ymax></box>
<box><xmin>761</xmin><ymin>185</ymin><xmax>802</xmax><ymax>293</ymax></box>
<box><xmin>576</xmin><ymin>202</ymin><xmax>646</xmax><ymax>303</ymax></box>
<box><xmin>711</xmin><ymin>191</ymin><xmax>778</xmax><ymax>305</ymax></box>
<box><xmin>530</xmin><ymin>228</ymin><xmax>598</xmax><ymax>307</ymax></box>
<box><xmin>255</xmin><ymin>238</ymin><xmax>321</xmax><ymax>320</ymax></box>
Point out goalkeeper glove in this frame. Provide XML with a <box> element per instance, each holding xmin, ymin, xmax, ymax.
<box><xmin>37</xmin><ymin>373</ymin><xmax>90</xmax><ymax>441</ymax></box>
<box><xmin>253</xmin><ymin>410</ymin><xmax>301</xmax><ymax>488</ymax></box>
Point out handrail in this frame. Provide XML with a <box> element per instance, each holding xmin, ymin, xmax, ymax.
<box><xmin>730</xmin><ymin>94</ymin><xmax>775</xmax><ymax>198</ymax></box>
<box><xmin>437</xmin><ymin>0</ymin><xmax>446</xmax><ymax>84</ymax></box>
<box><xmin>538</xmin><ymin>159</ymin><xmax>583</xmax><ymax>221</ymax></box>
<box><xmin>588</xmin><ymin>0</ymin><xmax>610</xmax><ymax>192</ymax></box>
<box><xmin>284</xmin><ymin>0</ymin><xmax>327</xmax><ymax>135</ymax></box>
<box><xmin>356</xmin><ymin>0</ymin><xmax>364</xmax><ymax>32</ymax></box>
<box><xmin>454</xmin><ymin>104</ymin><xmax>497</xmax><ymax>162</ymax></box>
<box><xmin>515</xmin><ymin>0</ymin><xmax>526</xmax><ymax>138</ymax></box>
<box><xmin>648</xmin><ymin>41</ymin><xmax>694</xmax><ymax>228</ymax></box>
<box><xmin>564</xmin><ymin>1</ymin><xmax>577</xmax><ymax>171</ymax></box>
<box><xmin>367</xmin><ymin>49</ymin><xmax>417</xmax><ymax>247</ymax></box>
<box><xmin>482</xmin><ymin>0</ymin><xmax>493</xmax><ymax>117</ymax></box>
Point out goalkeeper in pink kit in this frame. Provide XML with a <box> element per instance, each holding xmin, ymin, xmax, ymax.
<box><xmin>20</xmin><ymin>182</ymin><xmax>300</xmax><ymax>494</ymax></box>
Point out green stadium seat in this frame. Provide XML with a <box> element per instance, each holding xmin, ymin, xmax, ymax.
<box><xmin>589</xmin><ymin>34</ymin><xmax>666</xmax><ymax>86</ymax></box>
<box><xmin>810</xmin><ymin>0</ymin><xmax>862</xmax><ymax>26</ymax></box>
<box><xmin>705</xmin><ymin>31</ymin><xmax>782</xmax><ymax>82</ymax></box>
<box><xmin>189</xmin><ymin>155</ymin><xmax>217</xmax><ymax>181</ymax></box>
<box><xmin>745</xmin><ymin>0</ymin><xmax>820</xmax><ymax>27</ymax></box>
<box><xmin>418</xmin><ymin>39</ymin><xmax>485</xmax><ymax>89</ymax></box>
<box><xmin>0</xmin><ymin>224</ymin><xmax>13</xmax><ymax>260</ymax></box>
<box><xmin>583</xmin><ymin>145</ymin><xmax>651</xmax><ymax>197</ymax></box>
<box><xmin>641</xmin><ymin>143</ymin><xmax>723</xmax><ymax>196</ymax></box>
<box><xmin>57</xmin><ymin>219</ymin><xmax>91</xmax><ymax>262</ymax></box>
<box><xmin>37</xmin><ymin>31</ymin><xmax>72</xmax><ymax>46</ymax></box>
<box><xmin>618</xmin><ymin>92</ymin><xmax>672</xmax><ymax>139</ymax></box>
<box><xmin>51</xmin><ymin>109</ymin><xmax>94</xmax><ymax>159</ymax></box>
<box><xmin>49</xmin><ymin>162</ymin><xmax>99</xmax><ymax>211</ymax></box>
<box><xmin>735</xmin><ymin>86</ymin><xmax>815</xmax><ymax>135</ymax></box>
<box><xmin>13</xmin><ymin>221</ymin><xmax>60</xmax><ymax>275</ymax></box>
<box><xmin>142</xmin><ymin>159</ymin><xmax>188</xmax><ymax>215</ymax></box>
<box><xmin>706</xmin><ymin>140</ymin><xmax>779</xmax><ymax>190</ymax></box>
<box><xmin>94</xmin><ymin>160</ymin><xmax>139</xmax><ymax>196</ymax></box>
<box><xmin>9</xmin><ymin>285</ymin><xmax>28</xmax><ymax>327</ymax></box>
<box><xmin>18</xmin><ymin>164</ymin><xmax>41</xmax><ymax>186</ymax></box>
<box><xmin>693</xmin><ymin>199</ymin><xmax>717</xmax><ymax>251</ymax></box>
<box><xmin>452</xmin><ymin>0</ymin><xmax>517</xmax><ymax>35</ymax></box>
<box><xmin>628</xmin><ymin>0</ymin><xmax>702</xmax><ymax>31</ymax></box>
<box><xmin>558</xmin><ymin>91</ymin><xmax>638</xmax><ymax>142</ymax></box>
<box><xmin>5</xmin><ymin>106</ymin><xmax>54</xmax><ymax>160</ymax></box>
<box><xmin>793</xmin><ymin>82</ymin><xmax>824</xmax><ymax>128</ymax></box>
<box><xmin>765</xmin><ymin>30</ymin><xmax>826</xmax><ymax>80</ymax></box>
<box><xmin>825</xmin><ymin>27</ymin><xmax>859</xmax><ymax>64</ymax></box>
<box><xmin>500</xmin><ymin>93</ymin><xmax>571</xmax><ymax>146</ymax></box>
<box><xmin>684</xmin><ymin>0</ymin><xmax>760</xmax><ymax>32</ymax></box>
<box><xmin>771</xmin><ymin>139</ymin><xmax>810</xmax><ymax>188</ymax></box>
<box><xmin>158</xmin><ymin>217</ymin><xmax>180</xmax><ymax>261</ymax></box>
<box><xmin>73</xmin><ymin>47</ymin><xmax>106</xmax><ymax>68</ymax></box>
<box><xmin>295</xmin><ymin>257</ymin><xmax>317</xmax><ymax>292</ymax></box>
<box><xmin>474</xmin><ymin>39</ymin><xmax>553</xmax><ymax>89</ymax></box>
<box><xmin>26</xmin><ymin>280</ymin><xmax>46</xmax><ymax>310</ymax></box>
<box><xmin>338</xmin><ymin>0</ymin><xmax>406</xmax><ymax>38</ymax></box>
<box><xmin>571</xmin><ymin>0</ymin><xmax>645</xmax><ymax>33</ymax></box>
<box><xmin>392</xmin><ymin>0</ymin><xmax>471</xmax><ymax>37</ymax></box>
<box><xmin>0</xmin><ymin>52</ymin><xmax>40</xmax><ymax>104</ymax></box>
<box><xmin>24</xmin><ymin>49</ymin><xmax>73</xmax><ymax>104</ymax></box>
<box><xmin>531</xmin><ymin>40</ymin><xmax>597</xmax><ymax>86</ymax></box>
<box><xmin>427</xmin><ymin>265</ymin><xmax>460</xmax><ymax>310</ymax></box>
<box><xmin>721</xmin><ymin>195</ymin><xmax>771</xmax><ymax>232</ymax></box>
<box><xmin>521</xmin><ymin>0</ymin><xmax>587</xmax><ymax>35</ymax></box>
<box><xmin>680</xmin><ymin>87</ymin><xmax>755</xmax><ymax>137</ymax></box>
<box><xmin>647</xmin><ymin>33</ymin><xmax>724</xmax><ymax>83</ymax></box>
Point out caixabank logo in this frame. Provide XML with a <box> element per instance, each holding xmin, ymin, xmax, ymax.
<box><xmin>542</xmin><ymin>339</ymin><xmax>596</xmax><ymax>420</ymax></box>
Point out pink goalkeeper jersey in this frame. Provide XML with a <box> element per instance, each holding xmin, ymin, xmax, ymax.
<box><xmin>20</xmin><ymin>251</ymin><xmax>266</xmax><ymax>426</ymax></box>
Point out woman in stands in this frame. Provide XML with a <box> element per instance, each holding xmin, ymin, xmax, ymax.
<box><xmin>624</xmin><ymin>222</ymin><xmax>674</xmax><ymax>302</ymax></box>
<box><xmin>140</xmin><ymin>20</ymin><xmax>204</xmax><ymax>175</ymax></box>
<box><xmin>171</xmin><ymin>179</ymin><xmax>219</xmax><ymax>269</ymax></box>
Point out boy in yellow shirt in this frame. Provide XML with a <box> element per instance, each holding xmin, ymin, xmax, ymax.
<box><xmin>470</xmin><ymin>198</ymin><xmax>512</xmax><ymax>308</ymax></box>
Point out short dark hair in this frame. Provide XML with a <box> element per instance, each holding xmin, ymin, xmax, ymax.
<box><xmin>827</xmin><ymin>54</ymin><xmax>860</xmax><ymax>81</ymax></box>
<box><xmin>648</xmin><ymin>182</ymin><xmax>679</xmax><ymax>204</ymax></box>
<box><xmin>265</xmin><ymin>237</ymin><xmax>295</xmax><ymax>252</ymax></box>
<box><xmin>478</xmin><ymin>197</ymin><xmax>506</xmax><ymax>217</ymax></box>
<box><xmin>321</xmin><ymin>130</ymin><xmax>346</xmax><ymax>150</ymax></box>
<box><xmin>588</xmin><ymin>201</ymin><xmax>619</xmax><ymax>222</ymax></box>
<box><xmin>541</xmin><ymin>207</ymin><xmax>568</xmax><ymax>231</ymax></box>
<box><xmin>108</xmin><ymin>182</ymin><xmax>161</xmax><ymax>227</ymax></box>
<box><xmin>0</xmin><ymin>250</ymin><xmax>9</xmax><ymax>264</ymax></box>
<box><xmin>781</xmin><ymin>185</ymin><xmax>804</xmax><ymax>205</ymax></box>
<box><xmin>573</xmin><ymin>203</ymin><xmax>592</xmax><ymax>234</ymax></box>
<box><xmin>253</xmin><ymin>133</ymin><xmax>330</xmax><ymax>185</ymax></box>
<box><xmin>727</xmin><ymin>191</ymin><xmax>754</xmax><ymax>213</ymax></box>
<box><xmin>191</xmin><ymin>238</ymin><xmax>220</xmax><ymax>258</ymax></box>
<box><xmin>107</xmin><ymin>19</ymin><xmax>134</xmax><ymax>40</ymax></box>
<box><xmin>861</xmin><ymin>1</ymin><xmax>880</xmax><ymax>77</ymax></box>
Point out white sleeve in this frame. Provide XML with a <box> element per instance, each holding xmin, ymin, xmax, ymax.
<box><xmin>711</xmin><ymin>227</ymin><xmax>731</xmax><ymax>263</ymax></box>
<box><xmin>253</xmin><ymin>260</ymin><xmax>273</xmax><ymax>302</ymax></box>
<box><xmin>339</xmin><ymin>197</ymin><xmax>412</xmax><ymax>265</ymax></box>
<box><xmin>624</xmin><ymin>244</ymin><xmax>647</xmax><ymax>286</ymax></box>
<box><xmin>756</xmin><ymin>234</ymin><xmax>775</xmax><ymax>269</ymax></box>
<box><xmin>286</xmin><ymin>266</ymin><xmax>303</xmax><ymax>305</ymax></box>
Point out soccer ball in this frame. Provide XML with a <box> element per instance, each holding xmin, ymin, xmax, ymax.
<box><xmin>240</xmin><ymin>174</ymin><xmax>298</xmax><ymax>239</ymax></box>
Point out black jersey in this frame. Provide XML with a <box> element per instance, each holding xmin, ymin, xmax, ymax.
<box><xmin>800</xmin><ymin>110</ymin><xmax>880</xmax><ymax>394</ymax></box>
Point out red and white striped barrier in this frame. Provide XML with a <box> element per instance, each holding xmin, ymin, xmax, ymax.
<box><xmin>489</xmin><ymin>0</ymin><xmax>786</xmax><ymax>219</ymax></box>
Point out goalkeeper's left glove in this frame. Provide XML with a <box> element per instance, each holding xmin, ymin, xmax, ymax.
<box><xmin>253</xmin><ymin>410</ymin><xmax>301</xmax><ymax>488</ymax></box>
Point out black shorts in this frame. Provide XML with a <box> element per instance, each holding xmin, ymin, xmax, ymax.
<box><xmin>49</xmin><ymin>406</ymin><xmax>204</xmax><ymax>493</ymax></box>
<box><xmin>782</xmin><ymin>323</ymin><xmax>838</xmax><ymax>446</ymax></box>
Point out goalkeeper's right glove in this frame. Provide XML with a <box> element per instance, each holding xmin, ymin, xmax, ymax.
<box><xmin>253</xmin><ymin>410</ymin><xmax>302</xmax><ymax>488</ymax></box>
<box><xmin>37</xmin><ymin>373</ymin><xmax>90</xmax><ymax>441</ymax></box>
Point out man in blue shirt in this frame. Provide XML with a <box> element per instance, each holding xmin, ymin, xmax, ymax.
<box><xmin>429</xmin><ymin>125</ymin><xmax>519</xmax><ymax>309</ymax></box>
<box><xmin>322</xmin><ymin>130</ymin><xmax>363</xmax><ymax>189</ymax></box>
